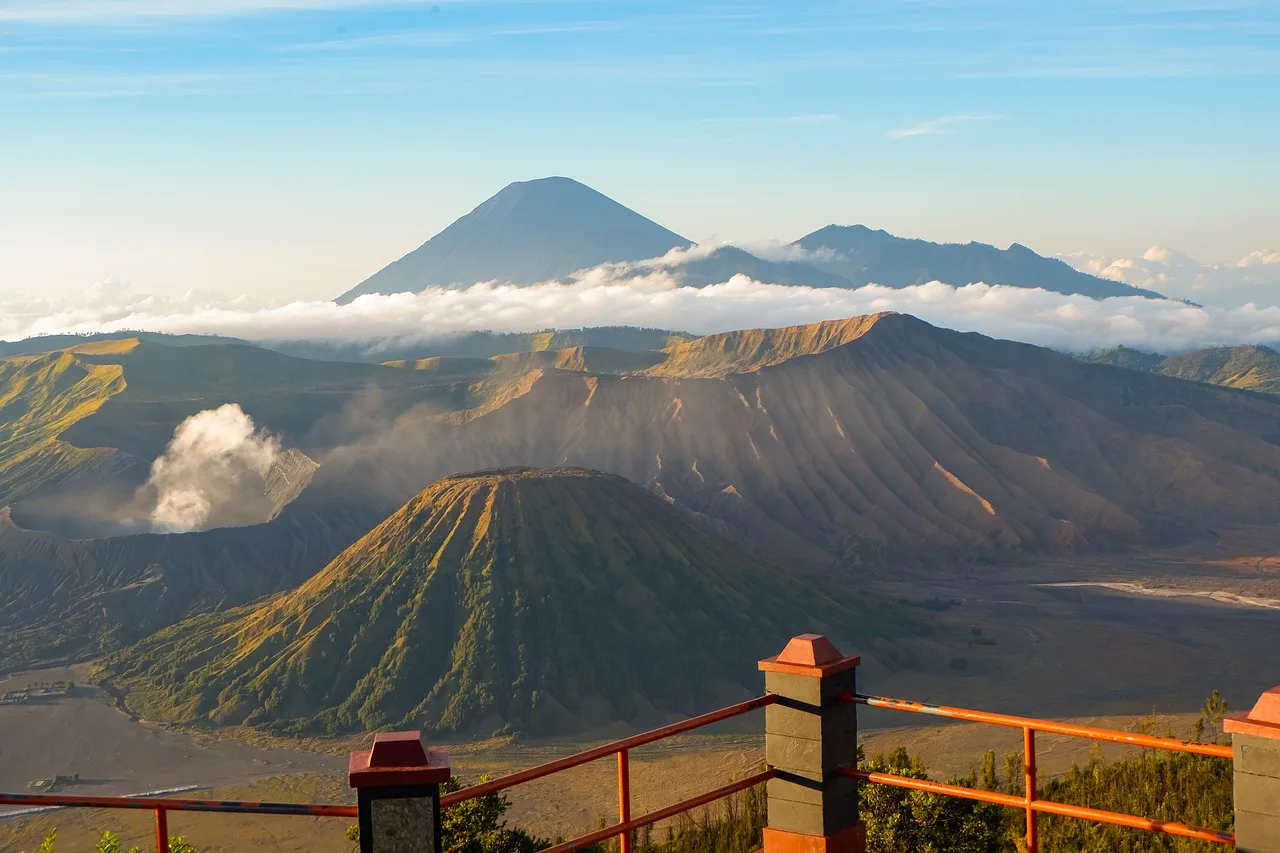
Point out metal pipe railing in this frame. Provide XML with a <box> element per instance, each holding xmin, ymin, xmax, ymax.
<box><xmin>842</xmin><ymin>691</ymin><xmax>1234</xmax><ymax>758</ymax></box>
<box><xmin>541</xmin><ymin>768</ymin><xmax>777</xmax><ymax>853</ymax></box>
<box><xmin>0</xmin><ymin>793</ymin><xmax>359</xmax><ymax>853</ymax></box>
<box><xmin>1</xmin><ymin>694</ymin><xmax>776</xmax><ymax>853</ymax></box>
<box><xmin>0</xmin><ymin>793</ymin><xmax>359</xmax><ymax>817</ymax></box>
<box><xmin>0</xmin><ymin>684</ymin><xmax>1241</xmax><ymax>852</ymax></box>
<box><xmin>840</xmin><ymin>768</ymin><xmax>1234</xmax><ymax>844</ymax></box>
<box><xmin>441</xmin><ymin>694</ymin><xmax>777</xmax><ymax>807</ymax></box>
<box><xmin>839</xmin><ymin>691</ymin><xmax>1235</xmax><ymax>850</ymax></box>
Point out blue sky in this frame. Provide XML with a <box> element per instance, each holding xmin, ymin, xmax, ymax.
<box><xmin>1</xmin><ymin>0</ymin><xmax>1277</xmax><ymax>300</ymax></box>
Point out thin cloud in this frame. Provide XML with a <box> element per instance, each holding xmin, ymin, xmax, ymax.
<box><xmin>886</xmin><ymin>113</ymin><xmax>998</xmax><ymax>139</ymax></box>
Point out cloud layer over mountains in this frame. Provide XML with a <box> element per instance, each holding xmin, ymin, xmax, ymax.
<box><xmin>3</xmin><ymin>252</ymin><xmax>1280</xmax><ymax>356</ymax></box>
<box><xmin>1062</xmin><ymin>246</ymin><xmax>1280</xmax><ymax>309</ymax></box>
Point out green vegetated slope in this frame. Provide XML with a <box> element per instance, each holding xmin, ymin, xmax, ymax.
<box><xmin>101</xmin><ymin>467</ymin><xmax>889</xmax><ymax>737</ymax></box>
<box><xmin>1083</xmin><ymin>344</ymin><xmax>1280</xmax><ymax>395</ymax></box>
<box><xmin>0</xmin><ymin>343</ymin><xmax>129</xmax><ymax>507</ymax></box>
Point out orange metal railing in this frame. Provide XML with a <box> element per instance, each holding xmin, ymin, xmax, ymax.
<box><xmin>0</xmin><ymin>694</ymin><xmax>776</xmax><ymax>853</ymax></box>
<box><xmin>0</xmin><ymin>793</ymin><xmax>360</xmax><ymax>853</ymax></box>
<box><xmin>0</xmin><ymin>689</ymin><xmax>1240</xmax><ymax>853</ymax></box>
<box><xmin>442</xmin><ymin>694</ymin><xmax>778</xmax><ymax>852</ymax></box>
<box><xmin>838</xmin><ymin>691</ymin><xmax>1235</xmax><ymax>850</ymax></box>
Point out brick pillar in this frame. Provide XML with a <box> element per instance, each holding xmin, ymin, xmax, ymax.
<box><xmin>1227</xmin><ymin>686</ymin><xmax>1280</xmax><ymax>853</ymax></box>
<box><xmin>759</xmin><ymin>634</ymin><xmax>865</xmax><ymax>853</ymax></box>
<box><xmin>348</xmin><ymin>731</ymin><xmax>451</xmax><ymax>853</ymax></box>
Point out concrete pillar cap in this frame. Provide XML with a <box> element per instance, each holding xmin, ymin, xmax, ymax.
<box><xmin>1226</xmin><ymin>685</ymin><xmax>1280</xmax><ymax>739</ymax></box>
<box><xmin>759</xmin><ymin>634</ymin><xmax>860</xmax><ymax>677</ymax></box>
<box><xmin>349</xmin><ymin>731</ymin><xmax>451</xmax><ymax>789</ymax></box>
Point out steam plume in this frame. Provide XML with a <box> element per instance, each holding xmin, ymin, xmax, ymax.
<box><xmin>146</xmin><ymin>404</ymin><xmax>282</xmax><ymax>533</ymax></box>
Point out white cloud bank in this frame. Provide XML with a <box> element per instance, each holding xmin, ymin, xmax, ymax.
<box><xmin>4</xmin><ymin>257</ymin><xmax>1280</xmax><ymax>356</ymax></box>
<box><xmin>1061</xmin><ymin>246</ymin><xmax>1280</xmax><ymax>309</ymax></box>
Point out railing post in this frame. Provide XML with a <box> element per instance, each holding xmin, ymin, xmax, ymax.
<box><xmin>759</xmin><ymin>634</ymin><xmax>864</xmax><ymax>853</ymax></box>
<box><xmin>1226</xmin><ymin>685</ymin><xmax>1280</xmax><ymax>853</ymax></box>
<box><xmin>618</xmin><ymin>748</ymin><xmax>632</xmax><ymax>853</ymax></box>
<box><xmin>348</xmin><ymin>731</ymin><xmax>451</xmax><ymax>853</ymax></box>
<box><xmin>1023</xmin><ymin>727</ymin><xmax>1037</xmax><ymax>853</ymax></box>
<box><xmin>154</xmin><ymin>807</ymin><xmax>169</xmax><ymax>853</ymax></box>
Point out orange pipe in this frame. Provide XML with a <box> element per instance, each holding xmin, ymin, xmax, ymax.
<box><xmin>1024</xmin><ymin>727</ymin><xmax>1038</xmax><ymax>853</ymax></box>
<box><xmin>154</xmin><ymin>808</ymin><xmax>169</xmax><ymax>853</ymax></box>
<box><xmin>541</xmin><ymin>769</ymin><xmax>777</xmax><ymax>853</ymax></box>
<box><xmin>618</xmin><ymin>749</ymin><xmax>632</xmax><ymax>853</ymax></box>
<box><xmin>442</xmin><ymin>694</ymin><xmax>777</xmax><ymax>807</ymax></box>
<box><xmin>840</xmin><ymin>768</ymin><xmax>1234</xmax><ymax>844</ymax></box>
<box><xmin>842</xmin><ymin>692</ymin><xmax>1233</xmax><ymax>758</ymax></box>
<box><xmin>0</xmin><ymin>792</ymin><xmax>358</xmax><ymax>818</ymax></box>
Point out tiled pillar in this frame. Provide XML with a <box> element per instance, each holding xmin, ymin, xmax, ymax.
<box><xmin>1228</xmin><ymin>686</ymin><xmax>1280</xmax><ymax>853</ymax></box>
<box><xmin>348</xmin><ymin>731</ymin><xmax>451</xmax><ymax>853</ymax></box>
<box><xmin>759</xmin><ymin>634</ymin><xmax>865</xmax><ymax>853</ymax></box>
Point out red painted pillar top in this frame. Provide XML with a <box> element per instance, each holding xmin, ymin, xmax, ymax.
<box><xmin>1225</xmin><ymin>685</ymin><xmax>1280</xmax><ymax>740</ymax></box>
<box><xmin>758</xmin><ymin>633</ymin><xmax>860</xmax><ymax>677</ymax></box>
<box><xmin>349</xmin><ymin>731</ymin><xmax>451</xmax><ymax>789</ymax></box>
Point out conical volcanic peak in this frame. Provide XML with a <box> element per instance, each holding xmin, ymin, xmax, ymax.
<box><xmin>338</xmin><ymin>177</ymin><xmax>691</xmax><ymax>302</ymax></box>
<box><xmin>103</xmin><ymin>467</ymin><xmax>869</xmax><ymax>737</ymax></box>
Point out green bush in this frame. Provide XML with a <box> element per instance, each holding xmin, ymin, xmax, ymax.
<box><xmin>22</xmin><ymin>830</ymin><xmax>198</xmax><ymax>853</ymax></box>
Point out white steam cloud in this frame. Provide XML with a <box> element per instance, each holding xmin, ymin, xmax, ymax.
<box><xmin>4</xmin><ymin>252</ymin><xmax>1280</xmax><ymax>357</ymax></box>
<box><xmin>146</xmin><ymin>403</ymin><xmax>282</xmax><ymax>533</ymax></box>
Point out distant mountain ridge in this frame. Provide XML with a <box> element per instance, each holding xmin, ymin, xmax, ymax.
<box><xmin>792</xmin><ymin>225</ymin><xmax>1163</xmax><ymax>299</ymax></box>
<box><xmin>338</xmin><ymin>176</ymin><xmax>1163</xmax><ymax>301</ymax></box>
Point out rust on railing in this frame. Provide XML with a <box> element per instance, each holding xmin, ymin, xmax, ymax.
<box><xmin>837</xmin><ymin>691</ymin><xmax>1235</xmax><ymax>851</ymax></box>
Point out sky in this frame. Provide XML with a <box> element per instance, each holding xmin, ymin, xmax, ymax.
<box><xmin>1</xmin><ymin>0</ymin><xmax>1278</xmax><ymax>303</ymax></box>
